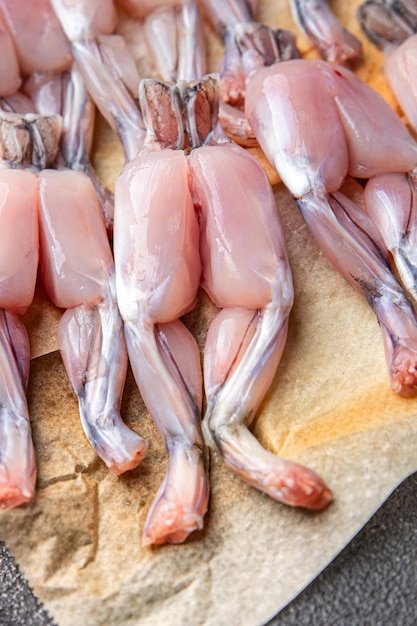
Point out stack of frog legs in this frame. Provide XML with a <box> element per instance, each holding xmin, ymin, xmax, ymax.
<box><xmin>2</xmin><ymin>0</ymin><xmax>417</xmax><ymax>547</ymax></box>
<box><xmin>50</xmin><ymin>0</ymin><xmax>334</xmax><ymax>546</ymax></box>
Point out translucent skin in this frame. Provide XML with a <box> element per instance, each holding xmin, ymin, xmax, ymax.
<box><xmin>143</xmin><ymin>1</ymin><xmax>206</xmax><ymax>83</ymax></box>
<box><xmin>49</xmin><ymin>0</ymin><xmax>117</xmax><ymax>41</ymax></box>
<box><xmin>189</xmin><ymin>141</ymin><xmax>332</xmax><ymax>510</ymax></box>
<box><xmin>0</xmin><ymin>310</ymin><xmax>36</xmax><ymax>509</ymax></box>
<box><xmin>38</xmin><ymin>170</ymin><xmax>114</xmax><ymax>310</ymax></box>
<box><xmin>246</xmin><ymin>57</ymin><xmax>417</xmax><ymax>397</ymax></box>
<box><xmin>115</xmin><ymin>150</ymin><xmax>201</xmax><ymax>324</ymax></box>
<box><xmin>0</xmin><ymin>170</ymin><xmax>38</xmax><ymax>509</ymax></box>
<box><xmin>0</xmin><ymin>170</ymin><xmax>39</xmax><ymax>315</ymax></box>
<box><xmin>38</xmin><ymin>169</ymin><xmax>147</xmax><ymax>474</ymax></box>
<box><xmin>245</xmin><ymin>59</ymin><xmax>349</xmax><ymax>198</ymax></box>
<box><xmin>317</xmin><ymin>61</ymin><xmax>417</xmax><ymax>178</ymax></box>
<box><xmin>198</xmin><ymin>0</ymin><xmax>300</xmax><ymax>144</ymax></box>
<box><xmin>384</xmin><ymin>34</ymin><xmax>417</xmax><ymax>133</ymax></box>
<box><xmin>71</xmin><ymin>35</ymin><xmax>144</xmax><ymax>162</ymax></box>
<box><xmin>198</xmin><ymin>0</ymin><xmax>255</xmax><ymax>35</ymax></box>
<box><xmin>0</xmin><ymin>91</ymin><xmax>37</xmax><ymax>115</ymax></box>
<box><xmin>0</xmin><ymin>10</ymin><xmax>21</xmax><ymax>96</ymax></box>
<box><xmin>114</xmin><ymin>148</ymin><xmax>209</xmax><ymax>545</ymax></box>
<box><xmin>115</xmin><ymin>0</ymin><xmax>184</xmax><ymax>19</ymax></box>
<box><xmin>364</xmin><ymin>172</ymin><xmax>417</xmax><ymax>303</ymax></box>
<box><xmin>289</xmin><ymin>0</ymin><xmax>363</xmax><ymax>66</ymax></box>
<box><xmin>25</xmin><ymin>67</ymin><xmax>114</xmax><ymax>231</ymax></box>
<box><xmin>0</xmin><ymin>0</ymin><xmax>72</xmax><ymax>75</ymax></box>
<box><xmin>246</xmin><ymin>59</ymin><xmax>417</xmax><ymax>188</ymax></box>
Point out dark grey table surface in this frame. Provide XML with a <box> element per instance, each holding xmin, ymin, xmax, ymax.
<box><xmin>1</xmin><ymin>471</ymin><xmax>416</xmax><ymax>626</ymax></box>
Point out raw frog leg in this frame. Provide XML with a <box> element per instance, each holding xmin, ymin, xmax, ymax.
<box><xmin>0</xmin><ymin>9</ymin><xmax>21</xmax><ymax>96</ymax></box>
<box><xmin>115</xmin><ymin>0</ymin><xmax>186</xmax><ymax>19</ymax></box>
<box><xmin>358</xmin><ymin>4</ymin><xmax>417</xmax><ymax>143</ymax></box>
<box><xmin>25</xmin><ymin>66</ymin><xmax>114</xmax><ymax>232</ymax></box>
<box><xmin>317</xmin><ymin>61</ymin><xmax>417</xmax><ymax>309</ymax></box>
<box><xmin>37</xmin><ymin>169</ymin><xmax>147</xmax><ymax>475</ymax></box>
<box><xmin>114</xmin><ymin>81</ymin><xmax>208</xmax><ymax>545</ymax></box>
<box><xmin>384</xmin><ymin>34</ymin><xmax>417</xmax><ymax>134</ymax></box>
<box><xmin>188</xmin><ymin>136</ymin><xmax>331</xmax><ymax>509</ymax></box>
<box><xmin>0</xmin><ymin>109</ymin><xmax>62</xmax><ymax>172</ymax></box>
<box><xmin>316</xmin><ymin>61</ymin><xmax>417</xmax><ymax>179</ymax></box>
<box><xmin>0</xmin><ymin>169</ymin><xmax>39</xmax><ymax>508</ymax></box>
<box><xmin>364</xmin><ymin>172</ymin><xmax>417</xmax><ymax>304</ymax></box>
<box><xmin>0</xmin><ymin>0</ymin><xmax>72</xmax><ymax>76</ymax></box>
<box><xmin>199</xmin><ymin>0</ymin><xmax>300</xmax><ymax>144</ymax></box>
<box><xmin>142</xmin><ymin>0</ymin><xmax>257</xmax><ymax>148</ymax></box>
<box><xmin>0</xmin><ymin>91</ymin><xmax>37</xmax><ymax>115</ymax></box>
<box><xmin>48</xmin><ymin>0</ymin><xmax>117</xmax><ymax>42</ymax></box>
<box><xmin>245</xmin><ymin>57</ymin><xmax>417</xmax><ymax>397</ymax></box>
<box><xmin>289</xmin><ymin>0</ymin><xmax>363</xmax><ymax>66</ymax></box>
<box><xmin>143</xmin><ymin>0</ymin><xmax>206</xmax><ymax>83</ymax></box>
<box><xmin>175</xmin><ymin>73</ymin><xmax>331</xmax><ymax>508</ymax></box>
<box><xmin>50</xmin><ymin>0</ymin><xmax>144</xmax><ymax>162</ymax></box>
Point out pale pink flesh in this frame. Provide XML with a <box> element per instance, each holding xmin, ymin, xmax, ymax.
<box><xmin>0</xmin><ymin>310</ymin><xmax>36</xmax><ymax>509</ymax></box>
<box><xmin>246</xmin><ymin>57</ymin><xmax>417</xmax><ymax>397</ymax></box>
<box><xmin>0</xmin><ymin>97</ymin><xmax>63</xmax><ymax>170</ymax></box>
<box><xmin>200</xmin><ymin>0</ymin><xmax>300</xmax><ymax>114</ymax></box>
<box><xmin>26</xmin><ymin>70</ymin><xmax>95</xmax><ymax>166</ymax></box>
<box><xmin>115</xmin><ymin>150</ymin><xmax>201</xmax><ymax>323</ymax></box>
<box><xmin>114</xmin><ymin>148</ymin><xmax>209</xmax><ymax>544</ymax></box>
<box><xmin>126</xmin><ymin>320</ymin><xmax>207</xmax><ymax>546</ymax></box>
<box><xmin>0</xmin><ymin>10</ymin><xmax>21</xmax><ymax>96</ymax></box>
<box><xmin>300</xmin><ymin>189</ymin><xmax>417</xmax><ymax>398</ymax></box>
<box><xmin>37</xmin><ymin>170</ymin><xmax>114</xmax><ymax>309</ymax></box>
<box><xmin>218</xmin><ymin>101</ymin><xmax>257</xmax><ymax>146</ymax></box>
<box><xmin>24</xmin><ymin>72</ymin><xmax>62</xmax><ymax>116</ymax></box>
<box><xmin>316</xmin><ymin>61</ymin><xmax>417</xmax><ymax>178</ymax></box>
<box><xmin>219</xmin><ymin>29</ymin><xmax>248</xmax><ymax>109</ymax></box>
<box><xmin>25</xmin><ymin>68</ymin><xmax>114</xmax><ymax>230</ymax></box>
<box><xmin>143</xmin><ymin>1</ymin><xmax>206</xmax><ymax>83</ymax></box>
<box><xmin>364</xmin><ymin>173</ymin><xmax>414</xmax><ymax>254</ymax></box>
<box><xmin>0</xmin><ymin>170</ymin><xmax>39</xmax><ymax>315</ymax></box>
<box><xmin>71</xmin><ymin>35</ymin><xmax>144</xmax><ymax>161</ymax></box>
<box><xmin>0</xmin><ymin>0</ymin><xmax>72</xmax><ymax>75</ymax></box>
<box><xmin>50</xmin><ymin>0</ymin><xmax>144</xmax><ymax>160</ymax></box>
<box><xmin>364</xmin><ymin>172</ymin><xmax>417</xmax><ymax>301</ymax></box>
<box><xmin>0</xmin><ymin>171</ymin><xmax>38</xmax><ymax>508</ymax></box>
<box><xmin>219</xmin><ymin>22</ymin><xmax>300</xmax><ymax>111</ymax></box>
<box><xmin>246</xmin><ymin>59</ymin><xmax>349</xmax><ymax>198</ymax></box>
<box><xmin>384</xmin><ymin>34</ymin><xmax>417</xmax><ymax>134</ymax></box>
<box><xmin>188</xmin><ymin>141</ymin><xmax>332</xmax><ymax>509</ymax></box>
<box><xmin>37</xmin><ymin>169</ymin><xmax>147</xmax><ymax>473</ymax></box>
<box><xmin>49</xmin><ymin>0</ymin><xmax>117</xmax><ymax>41</ymax></box>
<box><xmin>246</xmin><ymin>59</ymin><xmax>417</xmax><ymax>191</ymax></box>
<box><xmin>289</xmin><ymin>0</ymin><xmax>363</xmax><ymax>66</ymax></box>
<box><xmin>199</xmin><ymin>2</ymin><xmax>250</xmax><ymax>109</ymax></box>
<box><xmin>143</xmin><ymin>7</ymin><xmax>179</xmax><ymax>82</ymax></box>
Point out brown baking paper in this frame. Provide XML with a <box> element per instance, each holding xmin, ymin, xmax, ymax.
<box><xmin>1</xmin><ymin>2</ymin><xmax>417</xmax><ymax>626</ymax></box>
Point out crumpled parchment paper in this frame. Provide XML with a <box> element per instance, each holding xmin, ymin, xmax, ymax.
<box><xmin>1</xmin><ymin>2</ymin><xmax>417</xmax><ymax>626</ymax></box>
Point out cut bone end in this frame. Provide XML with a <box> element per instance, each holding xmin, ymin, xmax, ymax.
<box><xmin>390</xmin><ymin>348</ymin><xmax>417</xmax><ymax>398</ymax></box>
<box><xmin>106</xmin><ymin>438</ymin><xmax>149</xmax><ymax>475</ymax></box>
<box><xmin>0</xmin><ymin>481</ymin><xmax>35</xmax><ymax>510</ymax></box>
